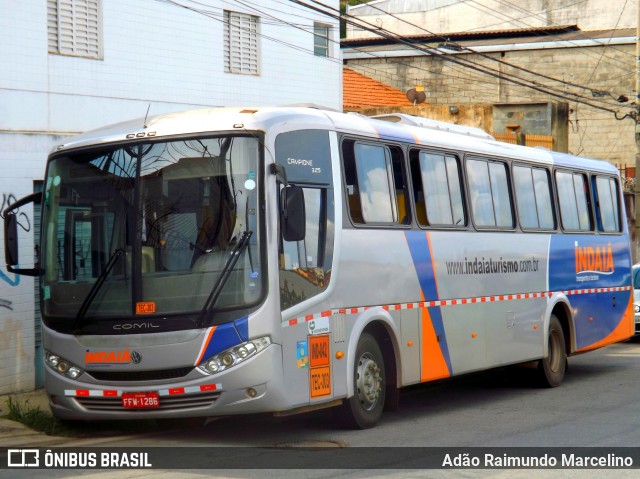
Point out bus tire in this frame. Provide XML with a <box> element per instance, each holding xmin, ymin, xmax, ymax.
<box><xmin>337</xmin><ymin>332</ymin><xmax>386</xmax><ymax>429</ymax></box>
<box><xmin>537</xmin><ymin>315</ymin><xmax>567</xmax><ymax>388</ymax></box>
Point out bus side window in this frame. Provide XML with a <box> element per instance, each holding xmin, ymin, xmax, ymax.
<box><xmin>467</xmin><ymin>158</ymin><xmax>514</xmax><ymax>229</ymax></box>
<box><xmin>342</xmin><ymin>139</ymin><xmax>408</xmax><ymax>226</ymax></box>
<box><xmin>513</xmin><ymin>165</ymin><xmax>555</xmax><ymax>230</ymax></box>
<box><xmin>593</xmin><ymin>176</ymin><xmax>621</xmax><ymax>233</ymax></box>
<box><xmin>279</xmin><ymin>186</ymin><xmax>333</xmax><ymax>310</ymax></box>
<box><xmin>556</xmin><ymin>171</ymin><xmax>593</xmax><ymax>232</ymax></box>
<box><xmin>411</xmin><ymin>149</ymin><xmax>464</xmax><ymax>227</ymax></box>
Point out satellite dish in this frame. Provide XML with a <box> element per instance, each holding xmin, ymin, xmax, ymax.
<box><xmin>406</xmin><ymin>88</ymin><xmax>426</xmax><ymax>104</ymax></box>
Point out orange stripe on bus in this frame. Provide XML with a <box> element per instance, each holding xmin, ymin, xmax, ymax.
<box><xmin>420</xmin><ymin>296</ymin><xmax>451</xmax><ymax>382</ymax></box>
<box><xmin>575</xmin><ymin>294</ymin><xmax>635</xmax><ymax>353</ymax></box>
<box><xmin>196</xmin><ymin>326</ymin><xmax>217</xmax><ymax>364</ymax></box>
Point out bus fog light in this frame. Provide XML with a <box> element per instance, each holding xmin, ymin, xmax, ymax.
<box><xmin>246</xmin><ymin>388</ymin><xmax>257</xmax><ymax>398</ymax></box>
<box><xmin>198</xmin><ymin>336</ymin><xmax>272</xmax><ymax>376</ymax></box>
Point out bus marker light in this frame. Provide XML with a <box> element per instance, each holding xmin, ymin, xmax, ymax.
<box><xmin>534</xmin><ymin>325</ymin><xmax>539</xmax><ymax>330</ymax></box>
<box><xmin>335</xmin><ymin>351</ymin><xmax>344</xmax><ymax>359</ymax></box>
<box><xmin>471</xmin><ymin>333</ymin><xmax>477</xmax><ymax>338</ymax></box>
<box><xmin>407</xmin><ymin>341</ymin><xmax>413</xmax><ymax>347</ymax></box>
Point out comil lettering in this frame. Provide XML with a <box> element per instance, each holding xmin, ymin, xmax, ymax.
<box><xmin>575</xmin><ymin>242</ymin><xmax>614</xmax><ymax>274</ymax></box>
<box><xmin>85</xmin><ymin>349</ymin><xmax>131</xmax><ymax>364</ymax></box>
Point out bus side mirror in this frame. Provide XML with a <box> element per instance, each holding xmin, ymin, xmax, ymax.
<box><xmin>4</xmin><ymin>214</ymin><xmax>18</xmax><ymax>266</ymax></box>
<box><xmin>281</xmin><ymin>186</ymin><xmax>305</xmax><ymax>242</ymax></box>
<box><xmin>3</xmin><ymin>192</ymin><xmax>41</xmax><ymax>276</ymax></box>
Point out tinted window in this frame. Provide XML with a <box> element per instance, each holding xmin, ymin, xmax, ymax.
<box><xmin>342</xmin><ymin>140</ymin><xmax>408</xmax><ymax>226</ymax></box>
<box><xmin>514</xmin><ymin>165</ymin><xmax>555</xmax><ymax>230</ymax></box>
<box><xmin>594</xmin><ymin>176</ymin><xmax>620</xmax><ymax>233</ymax></box>
<box><xmin>413</xmin><ymin>151</ymin><xmax>464</xmax><ymax>226</ymax></box>
<box><xmin>556</xmin><ymin>171</ymin><xmax>592</xmax><ymax>231</ymax></box>
<box><xmin>467</xmin><ymin>158</ymin><xmax>513</xmax><ymax>228</ymax></box>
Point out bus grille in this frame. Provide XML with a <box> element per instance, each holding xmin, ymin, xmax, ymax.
<box><xmin>76</xmin><ymin>391</ymin><xmax>221</xmax><ymax>412</ymax></box>
<box><xmin>87</xmin><ymin>367</ymin><xmax>194</xmax><ymax>382</ymax></box>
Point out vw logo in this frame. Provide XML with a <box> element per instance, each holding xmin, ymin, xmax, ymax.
<box><xmin>130</xmin><ymin>351</ymin><xmax>142</xmax><ymax>364</ymax></box>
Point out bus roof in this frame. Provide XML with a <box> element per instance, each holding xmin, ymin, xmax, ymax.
<box><xmin>51</xmin><ymin>106</ymin><xmax>618</xmax><ymax>175</ymax></box>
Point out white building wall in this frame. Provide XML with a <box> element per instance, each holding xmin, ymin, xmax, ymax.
<box><xmin>0</xmin><ymin>0</ymin><xmax>340</xmax><ymax>394</ymax></box>
<box><xmin>346</xmin><ymin>0</ymin><xmax>637</xmax><ymax>38</ymax></box>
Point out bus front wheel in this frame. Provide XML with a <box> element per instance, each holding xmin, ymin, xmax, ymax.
<box><xmin>537</xmin><ymin>315</ymin><xmax>567</xmax><ymax>387</ymax></box>
<box><xmin>337</xmin><ymin>332</ymin><xmax>386</xmax><ymax>429</ymax></box>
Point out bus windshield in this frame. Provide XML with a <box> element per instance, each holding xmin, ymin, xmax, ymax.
<box><xmin>40</xmin><ymin>136</ymin><xmax>263</xmax><ymax>331</ymax></box>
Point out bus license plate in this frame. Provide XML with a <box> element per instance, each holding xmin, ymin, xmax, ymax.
<box><xmin>122</xmin><ymin>391</ymin><xmax>159</xmax><ymax>409</ymax></box>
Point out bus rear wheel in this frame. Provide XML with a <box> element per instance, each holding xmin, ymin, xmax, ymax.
<box><xmin>337</xmin><ymin>332</ymin><xmax>386</xmax><ymax>429</ymax></box>
<box><xmin>537</xmin><ymin>315</ymin><xmax>567</xmax><ymax>387</ymax></box>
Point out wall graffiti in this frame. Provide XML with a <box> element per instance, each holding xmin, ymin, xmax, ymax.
<box><xmin>0</xmin><ymin>299</ymin><xmax>12</xmax><ymax>311</ymax></box>
<box><xmin>0</xmin><ymin>270</ymin><xmax>20</xmax><ymax>287</ymax></box>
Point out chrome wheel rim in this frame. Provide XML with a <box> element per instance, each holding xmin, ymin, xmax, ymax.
<box><xmin>355</xmin><ymin>352</ymin><xmax>382</xmax><ymax>411</ymax></box>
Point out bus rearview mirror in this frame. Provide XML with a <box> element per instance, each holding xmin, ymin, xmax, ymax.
<box><xmin>281</xmin><ymin>186</ymin><xmax>306</xmax><ymax>242</ymax></box>
<box><xmin>4</xmin><ymin>214</ymin><xmax>18</xmax><ymax>267</ymax></box>
<box><xmin>3</xmin><ymin>191</ymin><xmax>41</xmax><ymax>276</ymax></box>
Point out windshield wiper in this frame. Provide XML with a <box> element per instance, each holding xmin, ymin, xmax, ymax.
<box><xmin>73</xmin><ymin>248</ymin><xmax>124</xmax><ymax>331</ymax></box>
<box><xmin>197</xmin><ymin>230</ymin><xmax>253</xmax><ymax>328</ymax></box>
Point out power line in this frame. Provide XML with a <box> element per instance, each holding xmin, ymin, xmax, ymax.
<box><xmin>466</xmin><ymin>0</ymin><xmax>636</xmax><ymax>65</ymax></box>
<box><xmin>155</xmin><ymin>0</ymin><xmax>343</xmax><ymax>63</ymax></box>
<box><xmin>355</xmin><ymin>1</ymin><xmax>630</xmax><ymax>105</ymax></box>
<box><xmin>297</xmin><ymin>0</ymin><xmax>631</xmax><ymax>118</ymax></box>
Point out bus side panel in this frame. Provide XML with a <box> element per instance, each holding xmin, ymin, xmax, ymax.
<box><xmin>408</xmin><ymin>231</ymin><xmax>551</xmax><ymax>374</ymax></box>
<box><xmin>548</xmin><ymin>234</ymin><xmax>633</xmax><ymax>351</ymax></box>
<box><xmin>322</xmin><ymin>230</ymin><xmax>426</xmax><ymax>388</ymax></box>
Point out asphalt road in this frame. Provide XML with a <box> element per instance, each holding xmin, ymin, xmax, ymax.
<box><xmin>4</xmin><ymin>340</ymin><xmax>640</xmax><ymax>478</ymax></box>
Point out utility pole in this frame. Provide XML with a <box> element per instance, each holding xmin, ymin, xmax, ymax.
<box><xmin>634</xmin><ymin>1</ymin><xmax>640</xmax><ymax>262</ymax></box>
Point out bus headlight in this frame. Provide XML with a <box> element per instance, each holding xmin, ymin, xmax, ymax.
<box><xmin>198</xmin><ymin>337</ymin><xmax>271</xmax><ymax>375</ymax></box>
<box><xmin>635</xmin><ymin>304</ymin><xmax>640</xmax><ymax>314</ymax></box>
<box><xmin>45</xmin><ymin>351</ymin><xmax>84</xmax><ymax>380</ymax></box>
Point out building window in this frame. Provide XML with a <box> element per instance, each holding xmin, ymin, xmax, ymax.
<box><xmin>224</xmin><ymin>11</ymin><xmax>259</xmax><ymax>75</ymax></box>
<box><xmin>313</xmin><ymin>22</ymin><xmax>330</xmax><ymax>57</ymax></box>
<box><xmin>47</xmin><ymin>0</ymin><xmax>102</xmax><ymax>59</ymax></box>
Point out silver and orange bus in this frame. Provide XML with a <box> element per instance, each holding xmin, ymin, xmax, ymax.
<box><xmin>4</xmin><ymin>106</ymin><xmax>633</xmax><ymax>428</ymax></box>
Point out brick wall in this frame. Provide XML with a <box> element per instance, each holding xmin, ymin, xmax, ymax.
<box><xmin>345</xmin><ymin>43</ymin><xmax>635</xmax><ymax>166</ymax></box>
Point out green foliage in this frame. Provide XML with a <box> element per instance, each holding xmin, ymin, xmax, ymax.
<box><xmin>4</xmin><ymin>397</ymin><xmax>71</xmax><ymax>436</ymax></box>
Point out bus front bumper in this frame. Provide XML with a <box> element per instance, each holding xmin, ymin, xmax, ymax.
<box><xmin>46</xmin><ymin>344</ymin><xmax>289</xmax><ymax>420</ymax></box>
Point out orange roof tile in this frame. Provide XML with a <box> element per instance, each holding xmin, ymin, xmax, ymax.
<box><xmin>343</xmin><ymin>68</ymin><xmax>415</xmax><ymax>109</ymax></box>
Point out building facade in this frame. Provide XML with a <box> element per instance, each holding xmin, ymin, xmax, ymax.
<box><xmin>0</xmin><ymin>0</ymin><xmax>340</xmax><ymax>394</ymax></box>
<box><xmin>346</xmin><ymin>0</ymin><xmax>637</xmax><ymax>39</ymax></box>
<box><xmin>343</xmin><ymin>1</ymin><xmax>637</xmax><ymax>170</ymax></box>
